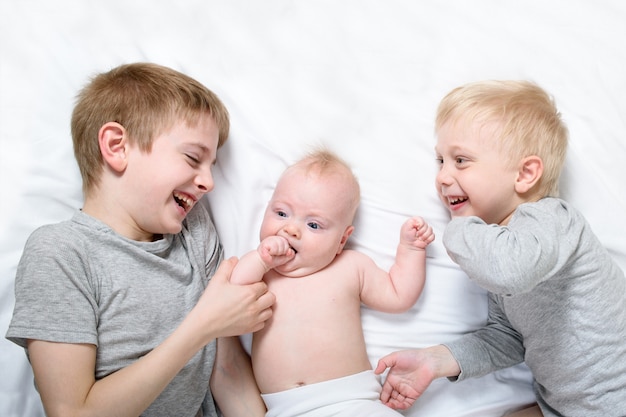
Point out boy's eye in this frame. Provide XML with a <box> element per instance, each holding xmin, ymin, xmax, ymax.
<box><xmin>277</xmin><ymin>211</ymin><xmax>287</xmax><ymax>218</ymax></box>
<box><xmin>186</xmin><ymin>154</ymin><xmax>200</xmax><ymax>164</ymax></box>
<box><xmin>435</xmin><ymin>157</ymin><xmax>443</xmax><ymax>165</ymax></box>
<box><xmin>307</xmin><ymin>222</ymin><xmax>320</xmax><ymax>230</ymax></box>
<box><xmin>455</xmin><ymin>157</ymin><xmax>467</xmax><ymax>164</ymax></box>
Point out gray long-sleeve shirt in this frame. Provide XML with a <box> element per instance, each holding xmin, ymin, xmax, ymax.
<box><xmin>443</xmin><ymin>198</ymin><xmax>626</xmax><ymax>416</ymax></box>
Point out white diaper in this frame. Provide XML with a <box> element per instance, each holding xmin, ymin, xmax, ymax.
<box><xmin>261</xmin><ymin>370</ymin><xmax>402</xmax><ymax>417</ymax></box>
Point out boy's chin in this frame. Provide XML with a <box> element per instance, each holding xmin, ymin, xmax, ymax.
<box><xmin>449</xmin><ymin>212</ymin><xmax>468</xmax><ymax>219</ymax></box>
<box><xmin>160</xmin><ymin>222</ymin><xmax>184</xmax><ymax>236</ymax></box>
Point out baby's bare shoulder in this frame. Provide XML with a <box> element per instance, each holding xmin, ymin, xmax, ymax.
<box><xmin>336</xmin><ymin>249</ymin><xmax>373</xmax><ymax>261</ymax></box>
<box><xmin>335</xmin><ymin>249</ymin><xmax>378</xmax><ymax>268</ymax></box>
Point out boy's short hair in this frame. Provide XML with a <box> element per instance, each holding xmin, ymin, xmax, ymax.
<box><xmin>435</xmin><ymin>80</ymin><xmax>568</xmax><ymax>197</ymax></box>
<box><xmin>71</xmin><ymin>62</ymin><xmax>230</xmax><ymax>195</ymax></box>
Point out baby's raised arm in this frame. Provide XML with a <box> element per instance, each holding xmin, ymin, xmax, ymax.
<box><xmin>359</xmin><ymin>216</ymin><xmax>434</xmax><ymax>313</ymax></box>
<box><xmin>230</xmin><ymin>236</ymin><xmax>295</xmax><ymax>285</ymax></box>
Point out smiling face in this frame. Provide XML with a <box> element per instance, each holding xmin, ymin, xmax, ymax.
<box><xmin>435</xmin><ymin>119</ymin><xmax>524</xmax><ymax>226</ymax></box>
<box><xmin>259</xmin><ymin>163</ymin><xmax>357</xmax><ymax>278</ymax></box>
<box><xmin>115</xmin><ymin>114</ymin><xmax>220</xmax><ymax>240</ymax></box>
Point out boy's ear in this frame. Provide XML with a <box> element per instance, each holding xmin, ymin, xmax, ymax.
<box><xmin>99</xmin><ymin>122</ymin><xmax>128</xmax><ymax>173</ymax></box>
<box><xmin>336</xmin><ymin>225</ymin><xmax>355</xmax><ymax>255</ymax></box>
<box><xmin>515</xmin><ymin>155</ymin><xmax>543</xmax><ymax>194</ymax></box>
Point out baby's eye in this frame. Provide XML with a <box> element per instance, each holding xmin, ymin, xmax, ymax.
<box><xmin>455</xmin><ymin>157</ymin><xmax>467</xmax><ymax>164</ymax></box>
<box><xmin>307</xmin><ymin>222</ymin><xmax>320</xmax><ymax>230</ymax></box>
<box><xmin>277</xmin><ymin>211</ymin><xmax>287</xmax><ymax>218</ymax></box>
<box><xmin>435</xmin><ymin>157</ymin><xmax>444</xmax><ymax>165</ymax></box>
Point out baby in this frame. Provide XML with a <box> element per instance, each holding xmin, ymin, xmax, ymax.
<box><xmin>231</xmin><ymin>149</ymin><xmax>434</xmax><ymax>416</ymax></box>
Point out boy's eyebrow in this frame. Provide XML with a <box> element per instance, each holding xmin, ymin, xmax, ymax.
<box><xmin>437</xmin><ymin>144</ymin><xmax>467</xmax><ymax>153</ymax></box>
<box><xmin>186</xmin><ymin>141</ymin><xmax>211</xmax><ymax>153</ymax></box>
<box><xmin>187</xmin><ymin>141</ymin><xmax>209</xmax><ymax>150</ymax></box>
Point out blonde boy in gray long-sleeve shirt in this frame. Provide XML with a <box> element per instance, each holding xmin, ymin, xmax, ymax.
<box><xmin>375</xmin><ymin>80</ymin><xmax>626</xmax><ymax>416</ymax></box>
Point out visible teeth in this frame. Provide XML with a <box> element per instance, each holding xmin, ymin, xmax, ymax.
<box><xmin>449</xmin><ymin>197</ymin><xmax>467</xmax><ymax>205</ymax></box>
<box><xmin>173</xmin><ymin>192</ymin><xmax>194</xmax><ymax>211</ymax></box>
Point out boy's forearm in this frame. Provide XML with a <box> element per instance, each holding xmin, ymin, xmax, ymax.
<box><xmin>211</xmin><ymin>336</ymin><xmax>266</xmax><ymax>417</ymax></box>
<box><xmin>426</xmin><ymin>344</ymin><xmax>462</xmax><ymax>380</ymax></box>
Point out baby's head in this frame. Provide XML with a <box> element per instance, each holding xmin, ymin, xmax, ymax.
<box><xmin>260</xmin><ymin>149</ymin><xmax>360</xmax><ymax>277</ymax></box>
<box><xmin>71</xmin><ymin>62</ymin><xmax>230</xmax><ymax>197</ymax></box>
<box><xmin>290</xmin><ymin>149</ymin><xmax>361</xmax><ymax>221</ymax></box>
<box><xmin>436</xmin><ymin>80</ymin><xmax>568</xmax><ymax>198</ymax></box>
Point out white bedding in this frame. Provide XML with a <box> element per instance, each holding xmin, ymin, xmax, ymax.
<box><xmin>1</xmin><ymin>1</ymin><xmax>625</xmax><ymax>416</ymax></box>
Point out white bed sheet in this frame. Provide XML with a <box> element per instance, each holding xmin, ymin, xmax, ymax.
<box><xmin>1</xmin><ymin>1</ymin><xmax>625</xmax><ymax>416</ymax></box>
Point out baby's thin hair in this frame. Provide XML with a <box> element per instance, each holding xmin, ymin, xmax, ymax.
<box><xmin>294</xmin><ymin>147</ymin><xmax>361</xmax><ymax>216</ymax></box>
<box><xmin>302</xmin><ymin>148</ymin><xmax>345</xmax><ymax>170</ymax></box>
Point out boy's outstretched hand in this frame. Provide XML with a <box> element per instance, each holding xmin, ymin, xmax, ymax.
<box><xmin>374</xmin><ymin>345</ymin><xmax>460</xmax><ymax>410</ymax></box>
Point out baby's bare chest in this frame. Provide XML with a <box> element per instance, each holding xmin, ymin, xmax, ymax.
<box><xmin>267</xmin><ymin>271</ymin><xmax>363</xmax><ymax>324</ymax></box>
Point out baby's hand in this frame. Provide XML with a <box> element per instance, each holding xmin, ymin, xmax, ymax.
<box><xmin>401</xmin><ymin>217</ymin><xmax>435</xmax><ymax>250</ymax></box>
<box><xmin>257</xmin><ymin>235</ymin><xmax>295</xmax><ymax>271</ymax></box>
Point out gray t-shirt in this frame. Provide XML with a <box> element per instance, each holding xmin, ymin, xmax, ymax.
<box><xmin>7</xmin><ymin>204</ymin><xmax>223</xmax><ymax>417</ymax></box>
<box><xmin>443</xmin><ymin>197</ymin><xmax>626</xmax><ymax>416</ymax></box>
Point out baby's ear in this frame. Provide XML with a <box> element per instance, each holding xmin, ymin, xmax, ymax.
<box><xmin>515</xmin><ymin>155</ymin><xmax>543</xmax><ymax>194</ymax></box>
<box><xmin>336</xmin><ymin>225</ymin><xmax>355</xmax><ymax>255</ymax></box>
<box><xmin>99</xmin><ymin>122</ymin><xmax>128</xmax><ymax>172</ymax></box>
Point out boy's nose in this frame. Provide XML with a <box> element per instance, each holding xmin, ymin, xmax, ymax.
<box><xmin>195</xmin><ymin>166</ymin><xmax>214</xmax><ymax>194</ymax></box>
<box><xmin>435</xmin><ymin>164</ymin><xmax>452</xmax><ymax>187</ymax></box>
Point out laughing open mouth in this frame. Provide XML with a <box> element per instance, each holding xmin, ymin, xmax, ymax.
<box><xmin>173</xmin><ymin>192</ymin><xmax>194</xmax><ymax>213</ymax></box>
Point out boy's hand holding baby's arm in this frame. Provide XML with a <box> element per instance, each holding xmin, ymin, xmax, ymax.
<box><xmin>257</xmin><ymin>235</ymin><xmax>295</xmax><ymax>271</ymax></box>
<box><xmin>194</xmin><ymin>258</ymin><xmax>275</xmax><ymax>337</ymax></box>
<box><xmin>401</xmin><ymin>216</ymin><xmax>435</xmax><ymax>250</ymax></box>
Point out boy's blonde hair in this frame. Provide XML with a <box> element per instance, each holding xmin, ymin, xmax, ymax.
<box><xmin>71</xmin><ymin>62</ymin><xmax>230</xmax><ymax>195</ymax></box>
<box><xmin>435</xmin><ymin>80</ymin><xmax>568</xmax><ymax>197</ymax></box>
<box><xmin>292</xmin><ymin>148</ymin><xmax>361</xmax><ymax>220</ymax></box>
